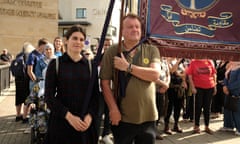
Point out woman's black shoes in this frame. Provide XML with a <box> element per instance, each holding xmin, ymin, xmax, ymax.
<box><xmin>22</xmin><ymin>118</ymin><xmax>29</xmax><ymax>124</ymax></box>
<box><xmin>15</xmin><ymin>115</ymin><xmax>23</xmax><ymax>122</ymax></box>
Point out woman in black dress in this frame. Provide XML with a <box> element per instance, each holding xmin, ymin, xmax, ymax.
<box><xmin>13</xmin><ymin>42</ymin><xmax>34</xmax><ymax>122</ymax></box>
<box><xmin>44</xmin><ymin>25</ymin><xmax>99</xmax><ymax>144</ymax></box>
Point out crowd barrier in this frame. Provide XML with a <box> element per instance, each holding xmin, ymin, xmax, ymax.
<box><xmin>0</xmin><ymin>64</ymin><xmax>11</xmax><ymax>94</ymax></box>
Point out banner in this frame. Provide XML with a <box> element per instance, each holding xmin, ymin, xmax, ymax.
<box><xmin>139</xmin><ymin>0</ymin><xmax>240</xmax><ymax>60</ymax></box>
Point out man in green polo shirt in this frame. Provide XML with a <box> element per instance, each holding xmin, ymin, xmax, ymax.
<box><xmin>100</xmin><ymin>13</ymin><xmax>161</xmax><ymax>144</ymax></box>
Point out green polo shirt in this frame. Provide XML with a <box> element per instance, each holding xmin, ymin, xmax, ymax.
<box><xmin>100</xmin><ymin>43</ymin><xmax>160</xmax><ymax>124</ymax></box>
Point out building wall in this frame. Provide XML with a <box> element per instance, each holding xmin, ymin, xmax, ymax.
<box><xmin>0</xmin><ymin>0</ymin><xmax>58</xmax><ymax>57</ymax></box>
<box><xmin>0</xmin><ymin>0</ymin><xmax>138</xmax><ymax>56</ymax></box>
<box><xmin>58</xmin><ymin>0</ymin><xmax>122</xmax><ymax>46</ymax></box>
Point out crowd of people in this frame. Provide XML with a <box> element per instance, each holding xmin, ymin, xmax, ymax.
<box><xmin>5</xmin><ymin>13</ymin><xmax>240</xmax><ymax>144</ymax></box>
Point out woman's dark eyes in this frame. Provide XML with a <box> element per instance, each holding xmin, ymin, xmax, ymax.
<box><xmin>72</xmin><ymin>37</ymin><xmax>85</xmax><ymax>41</ymax></box>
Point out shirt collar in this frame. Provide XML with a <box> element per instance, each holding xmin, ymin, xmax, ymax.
<box><xmin>62</xmin><ymin>52</ymin><xmax>88</xmax><ymax>64</ymax></box>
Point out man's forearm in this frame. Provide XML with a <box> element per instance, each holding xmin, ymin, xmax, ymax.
<box><xmin>28</xmin><ymin>71</ymin><xmax>36</xmax><ymax>81</ymax></box>
<box><xmin>101</xmin><ymin>80</ymin><xmax>119</xmax><ymax>111</ymax></box>
<box><xmin>129</xmin><ymin>63</ymin><xmax>160</xmax><ymax>82</ymax></box>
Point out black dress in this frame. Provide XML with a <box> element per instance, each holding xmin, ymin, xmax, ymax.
<box><xmin>44</xmin><ymin>53</ymin><xmax>99</xmax><ymax>144</ymax></box>
<box><xmin>15</xmin><ymin>77</ymin><xmax>30</xmax><ymax>105</ymax></box>
<box><xmin>14</xmin><ymin>52</ymin><xmax>30</xmax><ymax>106</ymax></box>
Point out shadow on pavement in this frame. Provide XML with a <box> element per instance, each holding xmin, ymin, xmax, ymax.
<box><xmin>156</xmin><ymin>115</ymin><xmax>240</xmax><ymax>144</ymax></box>
<box><xmin>0</xmin><ymin>115</ymin><xmax>30</xmax><ymax>144</ymax></box>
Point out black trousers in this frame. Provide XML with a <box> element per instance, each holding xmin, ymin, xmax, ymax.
<box><xmin>96</xmin><ymin>92</ymin><xmax>111</xmax><ymax>137</ymax></box>
<box><xmin>211</xmin><ymin>83</ymin><xmax>224</xmax><ymax>113</ymax></box>
<box><xmin>164</xmin><ymin>87</ymin><xmax>184</xmax><ymax>124</ymax></box>
<box><xmin>156</xmin><ymin>92</ymin><xmax>166</xmax><ymax>119</ymax></box>
<box><xmin>194</xmin><ymin>87</ymin><xmax>214</xmax><ymax>126</ymax></box>
<box><xmin>183</xmin><ymin>95</ymin><xmax>193</xmax><ymax>120</ymax></box>
<box><xmin>111</xmin><ymin>121</ymin><xmax>156</xmax><ymax>144</ymax></box>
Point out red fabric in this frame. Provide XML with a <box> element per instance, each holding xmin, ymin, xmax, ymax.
<box><xmin>186</xmin><ymin>59</ymin><xmax>216</xmax><ymax>89</ymax></box>
<box><xmin>139</xmin><ymin>0</ymin><xmax>240</xmax><ymax>60</ymax></box>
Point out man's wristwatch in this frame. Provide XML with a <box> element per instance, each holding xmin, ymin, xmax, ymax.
<box><xmin>126</xmin><ymin>63</ymin><xmax>133</xmax><ymax>73</ymax></box>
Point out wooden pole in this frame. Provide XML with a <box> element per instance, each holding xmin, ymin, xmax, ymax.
<box><xmin>114</xmin><ymin>0</ymin><xmax>125</xmax><ymax>101</ymax></box>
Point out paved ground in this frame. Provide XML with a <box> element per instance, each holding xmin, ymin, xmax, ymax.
<box><xmin>0</xmin><ymin>82</ymin><xmax>30</xmax><ymax>144</ymax></box>
<box><xmin>1</xmin><ymin>82</ymin><xmax>240</xmax><ymax>144</ymax></box>
<box><xmin>156</xmin><ymin>117</ymin><xmax>240</xmax><ymax>144</ymax></box>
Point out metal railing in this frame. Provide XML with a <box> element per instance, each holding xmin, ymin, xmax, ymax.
<box><xmin>0</xmin><ymin>64</ymin><xmax>11</xmax><ymax>94</ymax></box>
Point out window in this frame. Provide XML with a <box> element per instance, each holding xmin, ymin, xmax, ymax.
<box><xmin>63</xmin><ymin>28</ymin><xmax>68</xmax><ymax>36</ymax></box>
<box><xmin>76</xmin><ymin>8</ymin><xmax>86</xmax><ymax>18</ymax></box>
<box><xmin>107</xmin><ymin>26</ymin><xmax>117</xmax><ymax>37</ymax></box>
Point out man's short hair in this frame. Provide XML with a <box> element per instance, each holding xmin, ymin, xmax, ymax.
<box><xmin>38</xmin><ymin>38</ymin><xmax>48</xmax><ymax>47</ymax></box>
<box><xmin>122</xmin><ymin>13</ymin><xmax>142</xmax><ymax>26</ymax></box>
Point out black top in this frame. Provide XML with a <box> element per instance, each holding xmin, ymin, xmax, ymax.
<box><xmin>44</xmin><ymin>53</ymin><xmax>99</xmax><ymax>144</ymax></box>
<box><xmin>0</xmin><ymin>53</ymin><xmax>11</xmax><ymax>62</ymax></box>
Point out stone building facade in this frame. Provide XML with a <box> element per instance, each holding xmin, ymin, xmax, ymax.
<box><xmin>0</xmin><ymin>0</ymin><xmax>58</xmax><ymax>56</ymax></box>
<box><xmin>0</xmin><ymin>0</ymin><xmax>138</xmax><ymax>56</ymax></box>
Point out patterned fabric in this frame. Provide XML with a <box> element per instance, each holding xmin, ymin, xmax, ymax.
<box><xmin>139</xmin><ymin>0</ymin><xmax>240</xmax><ymax>60</ymax></box>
